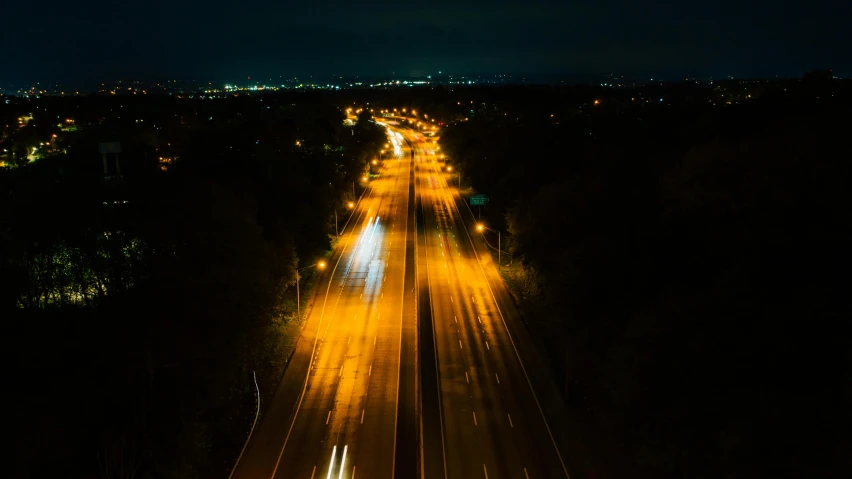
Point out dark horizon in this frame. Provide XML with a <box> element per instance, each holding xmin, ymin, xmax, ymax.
<box><xmin>3</xmin><ymin>0</ymin><xmax>849</xmax><ymax>88</ymax></box>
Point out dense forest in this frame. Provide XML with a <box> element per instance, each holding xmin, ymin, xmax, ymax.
<box><xmin>439</xmin><ymin>78</ymin><xmax>852</xmax><ymax>477</ymax></box>
<box><xmin>2</xmin><ymin>93</ymin><xmax>385</xmax><ymax>477</ymax></box>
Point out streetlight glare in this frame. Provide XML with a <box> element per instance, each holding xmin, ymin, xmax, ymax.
<box><xmin>318</xmin><ymin>261</ymin><xmax>326</xmax><ymax>269</ymax></box>
<box><xmin>476</xmin><ymin>224</ymin><xmax>484</xmax><ymax>232</ymax></box>
<box><xmin>362</xmin><ymin>176</ymin><xmax>367</xmax><ymax>182</ymax></box>
<box><xmin>347</xmin><ymin>202</ymin><xmax>355</xmax><ymax>208</ymax></box>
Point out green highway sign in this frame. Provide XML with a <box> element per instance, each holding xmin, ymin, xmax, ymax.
<box><xmin>470</xmin><ymin>194</ymin><xmax>489</xmax><ymax>206</ymax></box>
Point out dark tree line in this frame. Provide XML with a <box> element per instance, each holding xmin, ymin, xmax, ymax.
<box><xmin>2</xmin><ymin>93</ymin><xmax>385</xmax><ymax>477</ymax></box>
<box><xmin>440</xmin><ymin>79</ymin><xmax>852</xmax><ymax>478</ymax></box>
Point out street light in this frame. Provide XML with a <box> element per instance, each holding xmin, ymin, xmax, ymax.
<box><xmin>296</xmin><ymin>261</ymin><xmax>326</xmax><ymax>321</ymax></box>
<box><xmin>476</xmin><ymin>223</ymin><xmax>502</xmax><ymax>269</ymax></box>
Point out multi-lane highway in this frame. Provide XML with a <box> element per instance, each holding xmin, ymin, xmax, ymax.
<box><xmin>234</xmin><ymin>129</ymin><xmax>415</xmax><ymax>479</ymax></box>
<box><xmin>408</xmin><ymin>130</ymin><xmax>570</xmax><ymax>479</ymax></box>
<box><xmin>233</xmin><ymin>122</ymin><xmax>573</xmax><ymax>479</ymax></box>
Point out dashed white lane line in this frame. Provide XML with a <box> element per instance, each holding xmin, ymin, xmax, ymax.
<box><xmin>347</xmin><ymin>336</ymin><xmax>350</xmax><ymax>345</ymax></box>
<box><xmin>326</xmin><ymin>411</ymin><xmax>331</xmax><ymax>424</ymax></box>
<box><xmin>495</xmin><ymin>373</ymin><xmax>500</xmax><ymax>384</ymax></box>
<box><xmin>524</xmin><ymin>467</ymin><xmax>530</xmax><ymax>479</ymax></box>
<box><xmin>486</xmin><ymin>341</ymin><xmax>490</xmax><ymax>351</ymax></box>
<box><xmin>361</xmin><ymin>409</ymin><xmax>365</xmax><ymax>424</ymax></box>
<box><xmin>473</xmin><ymin>411</ymin><xmax>478</xmax><ymax>426</ymax></box>
<box><xmin>465</xmin><ymin>372</ymin><xmax>469</xmax><ymax>383</ymax></box>
<box><xmin>450</xmin><ymin>295</ymin><xmax>453</xmax><ymax>303</ymax></box>
<box><xmin>508</xmin><ymin>414</ymin><xmax>514</xmax><ymax>428</ymax></box>
<box><xmin>483</xmin><ymin>464</ymin><xmax>489</xmax><ymax>479</ymax></box>
<box><xmin>369</xmin><ymin>364</ymin><xmax>372</xmax><ymax>376</ymax></box>
<box><xmin>339</xmin><ymin>366</ymin><xmax>344</xmax><ymax>377</ymax></box>
<box><xmin>459</xmin><ymin>340</ymin><xmax>463</xmax><ymax>349</ymax></box>
<box><xmin>454</xmin><ymin>315</ymin><xmax>457</xmax><ymax>323</ymax></box>
<box><xmin>477</xmin><ymin>316</ymin><xmax>481</xmax><ymax>324</ymax></box>
<box><xmin>310</xmin><ymin>465</ymin><xmax>316</xmax><ymax>479</ymax></box>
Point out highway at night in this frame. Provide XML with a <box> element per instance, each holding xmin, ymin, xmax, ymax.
<box><xmin>233</xmin><ymin>122</ymin><xmax>571</xmax><ymax>479</ymax></box>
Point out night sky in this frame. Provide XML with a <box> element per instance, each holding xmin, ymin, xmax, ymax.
<box><xmin>3</xmin><ymin>0</ymin><xmax>850</xmax><ymax>86</ymax></box>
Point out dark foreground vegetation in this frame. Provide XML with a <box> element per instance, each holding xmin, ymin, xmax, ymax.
<box><xmin>2</xmin><ymin>93</ymin><xmax>384</xmax><ymax>477</ymax></box>
<box><xmin>436</xmin><ymin>76</ymin><xmax>851</xmax><ymax>478</ymax></box>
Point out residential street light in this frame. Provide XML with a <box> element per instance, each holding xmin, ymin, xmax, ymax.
<box><xmin>476</xmin><ymin>223</ymin><xmax>502</xmax><ymax>269</ymax></box>
<box><xmin>296</xmin><ymin>261</ymin><xmax>326</xmax><ymax>321</ymax></box>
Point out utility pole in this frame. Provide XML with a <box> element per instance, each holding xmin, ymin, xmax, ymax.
<box><xmin>295</xmin><ymin>270</ymin><xmax>301</xmax><ymax>321</ymax></box>
<box><xmin>498</xmin><ymin>230</ymin><xmax>501</xmax><ymax>269</ymax></box>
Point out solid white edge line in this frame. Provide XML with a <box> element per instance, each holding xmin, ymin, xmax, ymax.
<box><xmin>454</xmin><ymin>181</ymin><xmax>571</xmax><ymax>478</ymax></box>
<box><xmin>227</xmin><ymin>371</ymin><xmax>260</xmax><ymax>479</ymax></box>
<box><xmin>412</xmin><ymin>132</ymin><xmax>449</xmax><ymax>479</ymax></box>
<box><xmin>269</xmin><ymin>186</ymin><xmax>375</xmax><ymax>478</ymax></box>
<box><xmin>391</xmin><ymin>136</ymin><xmax>412</xmax><ymax>478</ymax></box>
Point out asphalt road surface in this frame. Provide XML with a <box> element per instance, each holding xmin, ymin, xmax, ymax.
<box><xmin>234</xmin><ymin>129</ymin><xmax>414</xmax><ymax>479</ymax></box>
<box><xmin>407</xmin><ymin>129</ymin><xmax>572</xmax><ymax>479</ymax></box>
<box><xmin>233</xmin><ymin>123</ymin><xmax>577</xmax><ymax>479</ymax></box>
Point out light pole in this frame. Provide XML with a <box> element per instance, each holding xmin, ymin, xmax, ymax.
<box><xmin>476</xmin><ymin>223</ymin><xmax>501</xmax><ymax>269</ymax></box>
<box><xmin>296</xmin><ymin>261</ymin><xmax>326</xmax><ymax>321</ymax></box>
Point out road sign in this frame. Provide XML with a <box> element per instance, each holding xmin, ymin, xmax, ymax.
<box><xmin>470</xmin><ymin>194</ymin><xmax>489</xmax><ymax>206</ymax></box>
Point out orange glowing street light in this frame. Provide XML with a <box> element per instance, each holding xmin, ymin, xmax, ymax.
<box><xmin>296</xmin><ymin>261</ymin><xmax>326</xmax><ymax>320</ymax></box>
<box><xmin>372</xmin><ymin>159</ymin><xmax>378</xmax><ymax>165</ymax></box>
<box><xmin>476</xmin><ymin>223</ymin><xmax>502</xmax><ymax>268</ymax></box>
<box><xmin>347</xmin><ymin>201</ymin><xmax>355</xmax><ymax>209</ymax></box>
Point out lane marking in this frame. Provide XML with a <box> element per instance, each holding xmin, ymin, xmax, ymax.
<box><xmin>450</xmin><ymin>295</ymin><xmax>453</xmax><ymax>303</ymax></box>
<box><xmin>326</xmin><ymin>411</ymin><xmax>331</xmax><ymax>424</ymax></box>
<box><xmin>459</xmin><ymin>340</ymin><xmax>463</xmax><ymax>349</ymax></box>
<box><xmin>477</xmin><ymin>316</ymin><xmax>481</xmax><ymax>324</ymax></box>
<box><xmin>486</xmin><ymin>341</ymin><xmax>490</xmax><ymax>351</ymax></box>
<box><xmin>465</xmin><ymin>372</ymin><xmax>469</xmax><ymax>383</ymax></box>
<box><xmin>374</xmin><ymin>336</ymin><xmax>377</xmax><ymax>345</ymax></box>
<box><xmin>338</xmin><ymin>445</ymin><xmax>348</xmax><ymax>479</ymax></box>
<box><xmin>347</xmin><ymin>336</ymin><xmax>350</xmax><ymax>345</ymax></box>
<box><xmin>483</xmin><ymin>464</ymin><xmax>489</xmax><ymax>479</ymax></box>
<box><xmin>361</xmin><ymin>409</ymin><xmax>365</xmax><ymax>424</ymax></box>
<box><xmin>473</xmin><ymin>411</ymin><xmax>478</xmax><ymax>426</ymax></box>
<box><xmin>495</xmin><ymin>373</ymin><xmax>500</xmax><ymax>384</ymax></box>
<box><xmin>524</xmin><ymin>468</ymin><xmax>530</xmax><ymax>479</ymax></box>
<box><xmin>369</xmin><ymin>364</ymin><xmax>372</xmax><ymax>376</ymax></box>
<box><xmin>508</xmin><ymin>414</ymin><xmax>514</xmax><ymax>428</ymax></box>
<box><xmin>310</xmin><ymin>465</ymin><xmax>316</xmax><ymax>479</ymax></box>
<box><xmin>454</xmin><ymin>315</ymin><xmax>457</xmax><ymax>323</ymax></box>
<box><xmin>454</xmin><ymin>174</ymin><xmax>572</xmax><ymax>478</ymax></box>
<box><xmin>352</xmin><ymin>466</ymin><xmax>356</xmax><ymax>479</ymax></box>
